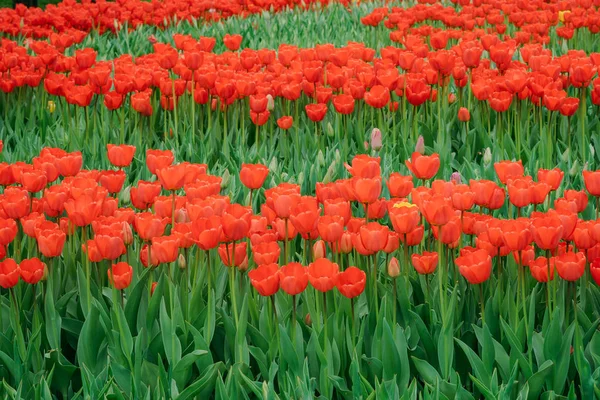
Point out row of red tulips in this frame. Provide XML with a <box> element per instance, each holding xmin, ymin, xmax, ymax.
<box><xmin>0</xmin><ymin>0</ymin><xmax>350</xmax><ymax>39</ymax></box>
<box><xmin>1</xmin><ymin>139</ymin><xmax>600</xmax><ymax>317</ymax></box>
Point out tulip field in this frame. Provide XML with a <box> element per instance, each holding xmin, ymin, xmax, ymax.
<box><xmin>5</xmin><ymin>0</ymin><xmax>600</xmax><ymax>398</ymax></box>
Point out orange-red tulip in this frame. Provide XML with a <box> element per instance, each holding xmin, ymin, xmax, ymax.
<box><xmin>108</xmin><ymin>262</ymin><xmax>133</xmax><ymax>289</ymax></box>
<box><xmin>248</xmin><ymin>263</ymin><xmax>280</xmax><ymax>296</ymax></box>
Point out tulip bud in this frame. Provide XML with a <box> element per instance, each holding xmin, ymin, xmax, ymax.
<box><xmin>175</xmin><ymin>208</ymin><xmax>189</xmax><ymax>223</ymax></box>
<box><xmin>326</xmin><ymin>122</ymin><xmax>334</xmax><ymax>137</ymax></box>
<box><xmin>178</xmin><ymin>254</ymin><xmax>187</xmax><ymax>269</ymax></box>
<box><xmin>448</xmin><ymin>93</ymin><xmax>456</xmax><ymax>104</ymax></box>
<box><xmin>450</xmin><ymin>172</ymin><xmax>462</xmax><ymax>184</ymax></box>
<box><xmin>221</xmin><ymin>169</ymin><xmax>231</xmax><ymax>189</ymax></box>
<box><xmin>415</xmin><ymin>136</ymin><xmax>425</xmax><ymax>154</ymax></box>
<box><xmin>297</xmin><ymin>171</ymin><xmax>305</xmax><ymax>187</ymax></box>
<box><xmin>150</xmin><ymin>282</ymin><xmax>158</xmax><ymax>296</ymax></box>
<box><xmin>570</xmin><ymin>160</ymin><xmax>580</xmax><ymax>177</ymax></box>
<box><xmin>316</xmin><ymin>150</ymin><xmax>325</xmax><ymax>167</ymax></box>
<box><xmin>363</xmin><ymin>141</ymin><xmax>369</xmax><ymax>150</ymax></box>
<box><xmin>590</xmin><ymin>144</ymin><xmax>595</xmax><ymax>159</ymax></box>
<box><xmin>458</xmin><ymin>107</ymin><xmax>470</xmax><ymax>122</ymax></box>
<box><xmin>561</xmin><ymin>148</ymin><xmax>570</xmax><ymax>163</ymax></box>
<box><xmin>41</xmin><ymin>263</ymin><xmax>49</xmax><ymax>281</ymax></box>
<box><xmin>388</xmin><ymin>257</ymin><xmax>400</xmax><ymax>277</ymax></box>
<box><xmin>340</xmin><ymin>232</ymin><xmax>353</xmax><ymax>253</ymax></box>
<box><xmin>304</xmin><ymin>313</ymin><xmax>312</xmax><ymax>326</ymax></box>
<box><xmin>313</xmin><ymin>240</ymin><xmax>326</xmax><ymax>259</ymax></box>
<box><xmin>119</xmin><ymin>186</ymin><xmax>131</xmax><ymax>204</ymax></box>
<box><xmin>238</xmin><ymin>255</ymin><xmax>249</xmax><ymax>272</ymax></box>
<box><xmin>47</xmin><ymin>100</ymin><xmax>56</xmax><ymax>114</ymax></box>
<box><xmin>122</xmin><ymin>222</ymin><xmax>133</xmax><ymax>245</ymax></box>
<box><xmin>266</xmin><ymin>94</ymin><xmax>275</xmax><ymax>111</ymax></box>
<box><xmin>483</xmin><ymin>147</ymin><xmax>492</xmax><ymax>166</ymax></box>
<box><xmin>148</xmin><ymin>35</ymin><xmax>157</xmax><ymax>44</ymax></box>
<box><xmin>370</xmin><ymin>128</ymin><xmax>382</xmax><ymax>151</ymax></box>
<box><xmin>334</xmin><ymin>149</ymin><xmax>341</xmax><ymax>163</ymax></box>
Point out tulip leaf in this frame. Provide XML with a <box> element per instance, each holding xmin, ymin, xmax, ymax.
<box><xmin>573</xmin><ymin>324</ymin><xmax>594</xmax><ymax>399</ymax></box>
<box><xmin>438</xmin><ymin>320</ymin><xmax>454</xmax><ymax>380</ymax></box>
<box><xmin>124</xmin><ymin>267</ymin><xmax>150</xmax><ymax>334</ymax></box>
<box><xmin>77</xmin><ymin>306</ymin><xmax>106</xmax><ymax>375</ymax></box>
<box><xmin>175</xmin><ymin>362</ymin><xmax>223</xmax><ymax>400</ymax></box>
<box><xmin>456</xmin><ymin>338</ymin><xmax>491</xmax><ymax>387</ymax></box>
<box><xmin>44</xmin><ymin>279</ymin><xmax>62</xmax><ymax>350</ymax></box>
<box><xmin>525</xmin><ymin>360</ymin><xmax>554</xmax><ymax>400</ymax></box>
<box><xmin>160</xmin><ymin>300</ymin><xmax>182</xmax><ymax>366</ymax></box>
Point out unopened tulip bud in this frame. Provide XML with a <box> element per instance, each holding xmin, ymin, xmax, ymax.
<box><xmin>305</xmin><ymin>313</ymin><xmax>312</xmax><ymax>326</ymax></box>
<box><xmin>150</xmin><ymin>282</ymin><xmax>158</xmax><ymax>296</ymax></box>
<box><xmin>41</xmin><ymin>263</ymin><xmax>49</xmax><ymax>281</ymax></box>
<box><xmin>364</xmin><ymin>141</ymin><xmax>369</xmax><ymax>150</ymax></box>
<box><xmin>458</xmin><ymin>107</ymin><xmax>470</xmax><ymax>122</ymax></box>
<box><xmin>561</xmin><ymin>148</ymin><xmax>570</xmax><ymax>162</ymax></box>
<box><xmin>326</xmin><ymin>122</ymin><xmax>334</xmax><ymax>137</ymax></box>
<box><xmin>122</xmin><ymin>222</ymin><xmax>133</xmax><ymax>245</ymax></box>
<box><xmin>371</xmin><ymin>128</ymin><xmax>382</xmax><ymax>151</ymax></box>
<box><xmin>340</xmin><ymin>232</ymin><xmax>353</xmax><ymax>253</ymax></box>
<box><xmin>590</xmin><ymin>144</ymin><xmax>595</xmax><ymax>159</ymax></box>
<box><xmin>238</xmin><ymin>255</ymin><xmax>249</xmax><ymax>272</ymax></box>
<box><xmin>221</xmin><ymin>169</ymin><xmax>231</xmax><ymax>189</ymax></box>
<box><xmin>313</xmin><ymin>240</ymin><xmax>326</xmax><ymax>259</ymax></box>
<box><xmin>266</xmin><ymin>94</ymin><xmax>275</xmax><ymax>111</ymax></box>
<box><xmin>119</xmin><ymin>186</ymin><xmax>131</xmax><ymax>204</ymax></box>
<box><xmin>316</xmin><ymin>150</ymin><xmax>325</xmax><ymax>167</ymax></box>
<box><xmin>570</xmin><ymin>160</ymin><xmax>580</xmax><ymax>177</ymax></box>
<box><xmin>148</xmin><ymin>35</ymin><xmax>157</xmax><ymax>44</ymax></box>
<box><xmin>483</xmin><ymin>147</ymin><xmax>492</xmax><ymax>166</ymax></box>
<box><xmin>47</xmin><ymin>100</ymin><xmax>56</xmax><ymax>114</ymax></box>
<box><xmin>415</xmin><ymin>136</ymin><xmax>425</xmax><ymax>154</ymax></box>
<box><xmin>388</xmin><ymin>257</ymin><xmax>400</xmax><ymax>277</ymax></box>
<box><xmin>448</xmin><ymin>93</ymin><xmax>456</xmax><ymax>104</ymax></box>
<box><xmin>175</xmin><ymin>208</ymin><xmax>189</xmax><ymax>223</ymax></box>
<box><xmin>451</xmin><ymin>172</ymin><xmax>462</xmax><ymax>184</ymax></box>
<box><xmin>178</xmin><ymin>254</ymin><xmax>187</xmax><ymax>269</ymax></box>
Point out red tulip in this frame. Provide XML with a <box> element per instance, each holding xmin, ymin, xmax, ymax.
<box><xmin>335</xmin><ymin>266</ymin><xmax>366</xmax><ymax>298</ymax></box>
<box><xmin>108</xmin><ymin>262</ymin><xmax>133</xmax><ymax>289</ymax></box>
<box><xmin>279</xmin><ymin>262</ymin><xmax>308</xmax><ymax>295</ymax></box>
<box><xmin>456</xmin><ymin>249</ymin><xmax>492</xmax><ymax>284</ymax></box>
<box><xmin>248</xmin><ymin>263</ymin><xmax>280</xmax><ymax>296</ymax></box>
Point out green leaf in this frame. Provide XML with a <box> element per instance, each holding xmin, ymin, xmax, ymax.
<box><xmin>173</xmin><ymin>350</ymin><xmax>208</xmax><ymax>374</ymax></box>
<box><xmin>124</xmin><ymin>267</ymin><xmax>150</xmax><ymax>335</ymax></box>
<box><xmin>525</xmin><ymin>360</ymin><xmax>554</xmax><ymax>400</ymax></box>
<box><xmin>77</xmin><ymin>305</ymin><xmax>106</xmax><ymax>375</ymax></box>
<box><xmin>176</xmin><ymin>363</ymin><xmax>223</xmax><ymax>400</ymax></box>
<box><xmin>456</xmin><ymin>338</ymin><xmax>491</xmax><ymax>387</ymax></box>
<box><xmin>44</xmin><ymin>279</ymin><xmax>62</xmax><ymax>350</ymax></box>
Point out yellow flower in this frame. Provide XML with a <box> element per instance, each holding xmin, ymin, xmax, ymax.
<box><xmin>558</xmin><ymin>10</ymin><xmax>570</xmax><ymax>23</ymax></box>
<box><xmin>47</xmin><ymin>100</ymin><xmax>56</xmax><ymax>113</ymax></box>
<box><xmin>393</xmin><ymin>201</ymin><xmax>417</xmax><ymax>209</ymax></box>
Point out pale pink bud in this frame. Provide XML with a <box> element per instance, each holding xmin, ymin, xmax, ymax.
<box><xmin>313</xmin><ymin>240</ymin><xmax>326</xmax><ymax>259</ymax></box>
<box><xmin>178</xmin><ymin>253</ymin><xmax>187</xmax><ymax>269</ymax></box>
<box><xmin>305</xmin><ymin>313</ymin><xmax>312</xmax><ymax>326</ymax></box>
<box><xmin>450</xmin><ymin>172</ymin><xmax>462</xmax><ymax>184</ymax></box>
<box><xmin>267</xmin><ymin>94</ymin><xmax>275</xmax><ymax>111</ymax></box>
<box><xmin>388</xmin><ymin>256</ymin><xmax>400</xmax><ymax>277</ymax></box>
<box><xmin>415</xmin><ymin>136</ymin><xmax>425</xmax><ymax>154</ymax></box>
<box><xmin>175</xmin><ymin>208</ymin><xmax>189</xmax><ymax>224</ymax></box>
<box><xmin>370</xmin><ymin>128</ymin><xmax>382</xmax><ymax>151</ymax></box>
